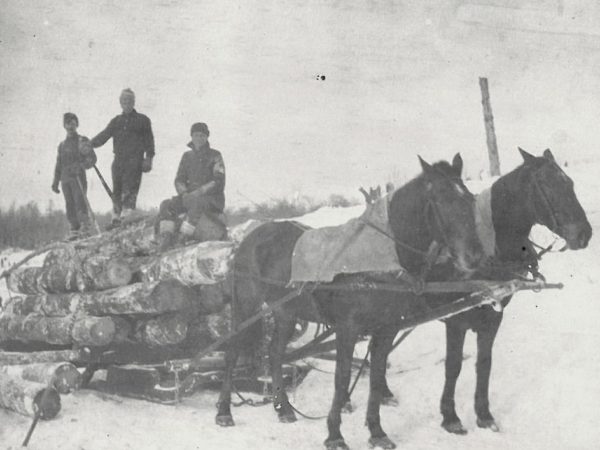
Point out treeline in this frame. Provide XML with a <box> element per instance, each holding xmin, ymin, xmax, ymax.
<box><xmin>0</xmin><ymin>203</ymin><xmax>111</xmax><ymax>250</ymax></box>
<box><xmin>0</xmin><ymin>194</ymin><xmax>357</xmax><ymax>250</ymax></box>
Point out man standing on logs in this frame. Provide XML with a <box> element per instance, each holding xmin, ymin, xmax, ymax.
<box><xmin>91</xmin><ymin>88</ymin><xmax>155</xmax><ymax>227</ymax></box>
<box><xmin>156</xmin><ymin>122</ymin><xmax>226</xmax><ymax>250</ymax></box>
<box><xmin>51</xmin><ymin>113</ymin><xmax>97</xmax><ymax>240</ymax></box>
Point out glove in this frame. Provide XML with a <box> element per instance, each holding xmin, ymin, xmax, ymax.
<box><xmin>52</xmin><ymin>182</ymin><xmax>60</xmax><ymax>194</ymax></box>
<box><xmin>141</xmin><ymin>156</ymin><xmax>153</xmax><ymax>173</ymax></box>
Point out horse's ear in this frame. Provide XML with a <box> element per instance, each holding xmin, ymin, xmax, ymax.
<box><xmin>452</xmin><ymin>153</ymin><xmax>463</xmax><ymax>175</ymax></box>
<box><xmin>418</xmin><ymin>155</ymin><xmax>433</xmax><ymax>174</ymax></box>
<box><xmin>543</xmin><ymin>148</ymin><xmax>556</xmax><ymax>162</ymax></box>
<box><xmin>518</xmin><ymin>147</ymin><xmax>536</xmax><ymax>164</ymax></box>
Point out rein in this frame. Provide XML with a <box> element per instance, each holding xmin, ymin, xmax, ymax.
<box><xmin>531</xmin><ymin>167</ymin><xmax>561</xmax><ymax>234</ymax></box>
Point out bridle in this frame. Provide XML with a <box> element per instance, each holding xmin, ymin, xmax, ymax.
<box><xmin>361</xmin><ymin>175</ymin><xmax>470</xmax><ymax>271</ymax></box>
<box><xmin>530</xmin><ymin>164</ymin><xmax>562</xmax><ymax>234</ymax></box>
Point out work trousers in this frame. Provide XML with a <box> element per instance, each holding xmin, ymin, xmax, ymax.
<box><xmin>111</xmin><ymin>157</ymin><xmax>143</xmax><ymax>215</ymax></box>
<box><xmin>61</xmin><ymin>177</ymin><xmax>90</xmax><ymax>231</ymax></box>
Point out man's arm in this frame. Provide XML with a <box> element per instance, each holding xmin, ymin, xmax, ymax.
<box><xmin>141</xmin><ymin>116</ymin><xmax>155</xmax><ymax>172</ymax></box>
<box><xmin>52</xmin><ymin>145</ymin><xmax>62</xmax><ymax>193</ymax></box>
<box><xmin>90</xmin><ymin>118</ymin><xmax>114</xmax><ymax>148</ymax></box>
<box><xmin>143</xmin><ymin>116</ymin><xmax>155</xmax><ymax>159</ymax></box>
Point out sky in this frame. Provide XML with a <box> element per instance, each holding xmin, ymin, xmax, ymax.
<box><xmin>1</xmin><ymin>0</ymin><xmax>600</xmax><ymax>213</ymax></box>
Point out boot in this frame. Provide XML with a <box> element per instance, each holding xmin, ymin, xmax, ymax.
<box><xmin>177</xmin><ymin>220</ymin><xmax>196</xmax><ymax>247</ymax></box>
<box><xmin>158</xmin><ymin>231</ymin><xmax>176</xmax><ymax>252</ymax></box>
<box><xmin>66</xmin><ymin>229</ymin><xmax>81</xmax><ymax>241</ymax></box>
<box><xmin>157</xmin><ymin>220</ymin><xmax>177</xmax><ymax>252</ymax></box>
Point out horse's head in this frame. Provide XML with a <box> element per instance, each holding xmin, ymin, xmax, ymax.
<box><xmin>518</xmin><ymin>147</ymin><xmax>592</xmax><ymax>250</ymax></box>
<box><xmin>390</xmin><ymin>154</ymin><xmax>484</xmax><ymax>276</ymax></box>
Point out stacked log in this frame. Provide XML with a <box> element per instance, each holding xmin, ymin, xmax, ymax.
<box><xmin>9</xmin><ymin>255</ymin><xmax>131</xmax><ymax>293</ymax></box>
<box><xmin>0</xmin><ymin>362</ymin><xmax>81</xmax><ymax>394</ymax></box>
<box><xmin>137</xmin><ymin>240</ymin><xmax>233</xmax><ymax>285</ymax></box>
<box><xmin>0</xmin><ymin>373</ymin><xmax>61</xmax><ymax>419</ymax></box>
<box><xmin>0</xmin><ymin>220</ymin><xmax>259</xmax><ymax>413</ymax></box>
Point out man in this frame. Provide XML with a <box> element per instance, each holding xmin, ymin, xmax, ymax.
<box><xmin>157</xmin><ymin>122</ymin><xmax>226</xmax><ymax>250</ymax></box>
<box><xmin>52</xmin><ymin>113</ymin><xmax>97</xmax><ymax>240</ymax></box>
<box><xmin>91</xmin><ymin>88</ymin><xmax>155</xmax><ymax>225</ymax></box>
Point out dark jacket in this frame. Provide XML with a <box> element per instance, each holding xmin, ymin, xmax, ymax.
<box><xmin>53</xmin><ymin>134</ymin><xmax>96</xmax><ymax>184</ymax></box>
<box><xmin>175</xmin><ymin>142</ymin><xmax>225</xmax><ymax>212</ymax></box>
<box><xmin>91</xmin><ymin>109</ymin><xmax>154</xmax><ymax>161</ymax></box>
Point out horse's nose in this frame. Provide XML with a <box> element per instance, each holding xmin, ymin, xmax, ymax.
<box><xmin>578</xmin><ymin>222</ymin><xmax>592</xmax><ymax>248</ymax></box>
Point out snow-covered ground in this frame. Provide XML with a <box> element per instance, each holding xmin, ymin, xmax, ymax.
<box><xmin>1</xmin><ymin>162</ymin><xmax>598</xmax><ymax>450</ymax></box>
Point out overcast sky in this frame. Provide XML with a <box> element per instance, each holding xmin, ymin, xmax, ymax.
<box><xmin>1</xmin><ymin>0</ymin><xmax>600</xmax><ymax>213</ymax></box>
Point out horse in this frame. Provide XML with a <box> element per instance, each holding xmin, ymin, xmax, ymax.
<box><xmin>216</xmin><ymin>154</ymin><xmax>486</xmax><ymax>449</ymax></box>
<box><xmin>386</xmin><ymin>148</ymin><xmax>591</xmax><ymax>435</ymax></box>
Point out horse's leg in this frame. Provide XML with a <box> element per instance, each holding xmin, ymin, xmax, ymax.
<box><xmin>380</xmin><ymin>354</ymin><xmax>398</xmax><ymax>407</ymax></box>
<box><xmin>325</xmin><ymin>323</ymin><xmax>358</xmax><ymax>450</ymax></box>
<box><xmin>270</xmin><ymin>314</ymin><xmax>297</xmax><ymax>423</ymax></box>
<box><xmin>215</xmin><ymin>342</ymin><xmax>240</xmax><ymax>426</ymax></box>
<box><xmin>440</xmin><ymin>322</ymin><xmax>468</xmax><ymax>435</ymax></box>
<box><xmin>474</xmin><ymin>316</ymin><xmax>501</xmax><ymax>432</ymax></box>
<box><xmin>366</xmin><ymin>330</ymin><xmax>397</xmax><ymax>449</ymax></box>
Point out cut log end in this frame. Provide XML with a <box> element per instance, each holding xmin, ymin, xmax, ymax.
<box><xmin>53</xmin><ymin>364</ymin><xmax>82</xmax><ymax>394</ymax></box>
<box><xmin>104</xmin><ymin>259</ymin><xmax>133</xmax><ymax>289</ymax></box>
<box><xmin>34</xmin><ymin>387</ymin><xmax>61</xmax><ymax>420</ymax></box>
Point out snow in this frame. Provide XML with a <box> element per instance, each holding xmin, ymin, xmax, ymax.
<box><xmin>1</xmin><ymin>166</ymin><xmax>598</xmax><ymax>449</ymax></box>
<box><xmin>2</xmin><ymin>0</ymin><xmax>600</xmax><ymax>447</ymax></box>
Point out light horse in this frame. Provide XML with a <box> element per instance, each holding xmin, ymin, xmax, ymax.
<box><xmin>382</xmin><ymin>148</ymin><xmax>592</xmax><ymax>435</ymax></box>
<box><xmin>216</xmin><ymin>154</ymin><xmax>485</xmax><ymax>449</ymax></box>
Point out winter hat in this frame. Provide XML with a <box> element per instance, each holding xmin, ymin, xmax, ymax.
<box><xmin>190</xmin><ymin>122</ymin><xmax>209</xmax><ymax>136</ymax></box>
<box><xmin>63</xmin><ymin>112</ymin><xmax>79</xmax><ymax>125</ymax></box>
<box><xmin>120</xmin><ymin>88</ymin><xmax>135</xmax><ymax>98</ymax></box>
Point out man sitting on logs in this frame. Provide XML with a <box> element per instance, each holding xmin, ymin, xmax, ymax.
<box><xmin>156</xmin><ymin>122</ymin><xmax>227</xmax><ymax>251</ymax></box>
<box><xmin>51</xmin><ymin>113</ymin><xmax>97</xmax><ymax>240</ymax></box>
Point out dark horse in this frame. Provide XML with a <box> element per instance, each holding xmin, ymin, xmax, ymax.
<box><xmin>216</xmin><ymin>154</ymin><xmax>485</xmax><ymax>449</ymax></box>
<box><xmin>417</xmin><ymin>148</ymin><xmax>592</xmax><ymax>435</ymax></box>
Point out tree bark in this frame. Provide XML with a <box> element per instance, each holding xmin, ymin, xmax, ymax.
<box><xmin>0</xmin><ymin>373</ymin><xmax>61</xmax><ymax>419</ymax></box>
<box><xmin>137</xmin><ymin>241</ymin><xmax>233</xmax><ymax>285</ymax></box>
<box><xmin>134</xmin><ymin>313</ymin><xmax>189</xmax><ymax>347</ymax></box>
<box><xmin>3</xmin><ymin>279</ymin><xmax>194</xmax><ymax>316</ymax></box>
<box><xmin>0</xmin><ymin>313</ymin><xmax>129</xmax><ymax>346</ymax></box>
<box><xmin>0</xmin><ymin>362</ymin><xmax>81</xmax><ymax>394</ymax></box>
<box><xmin>8</xmin><ymin>257</ymin><xmax>132</xmax><ymax>295</ymax></box>
<box><xmin>0</xmin><ymin>349</ymin><xmax>78</xmax><ymax>365</ymax></box>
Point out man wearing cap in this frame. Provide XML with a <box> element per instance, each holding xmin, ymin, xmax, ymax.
<box><xmin>156</xmin><ymin>122</ymin><xmax>226</xmax><ymax>250</ymax></box>
<box><xmin>91</xmin><ymin>88</ymin><xmax>155</xmax><ymax>225</ymax></box>
<box><xmin>52</xmin><ymin>113</ymin><xmax>97</xmax><ymax>240</ymax></box>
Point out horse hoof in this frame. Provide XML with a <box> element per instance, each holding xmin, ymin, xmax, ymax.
<box><xmin>324</xmin><ymin>438</ymin><xmax>350</xmax><ymax>450</ymax></box>
<box><xmin>477</xmin><ymin>418</ymin><xmax>500</xmax><ymax>432</ymax></box>
<box><xmin>342</xmin><ymin>400</ymin><xmax>354</xmax><ymax>414</ymax></box>
<box><xmin>368</xmin><ymin>436</ymin><xmax>397</xmax><ymax>449</ymax></box>
<box><xmin>215</xmin><ymin>415</ymin><xmax>235</xmax><ymax>427</ymax></box>
<box><xmin>381</xmin><ymin>395</ymin><xmax>399</xmax><ymax>407</ymax></box>
<box><xmin>442</xmin><ymin>420</ymin><xmax>468</xmax><ymax>435</ymax></box>
<box><xmin>278</xmin><ymin>412</ymin><xmax>297</xmax><ymax>423</ymax></box>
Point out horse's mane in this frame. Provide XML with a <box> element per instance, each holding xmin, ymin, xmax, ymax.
<box><xmin>387</xmin><ymin>160</ymin><xmax>459</xmax><ymax>271</ymax></box>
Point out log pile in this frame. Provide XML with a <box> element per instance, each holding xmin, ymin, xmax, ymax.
<box><xmin>0</xmin><ymin>219</ymin><xmax>259</xmax><ymax>414</ymax></box>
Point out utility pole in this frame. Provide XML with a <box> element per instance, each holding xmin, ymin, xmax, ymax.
<box><xmin>479</xmin><ymin>77</ymin><xmax>501</xmax><ymax>176</ymax></box>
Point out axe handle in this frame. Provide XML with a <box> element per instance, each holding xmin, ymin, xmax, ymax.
<box><xmin>93</xmin><ymin>164</ymin><xmax>113</xmax><ymax>200</ymax></box>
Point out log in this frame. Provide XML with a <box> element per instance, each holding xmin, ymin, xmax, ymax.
<box><xmin>135</xmin><ymin>313</ymin><xmax>189</xmax><ymax>347</ymax></box>
<box><xmin>8</xmin><ymin>265</ymin><xmax>81</xmax><ymax>295</ymax></box>
<box><xmin>0</xmin><ymin>373</ymin><xmax>61</xmax><ymax>419</ymax></box>
<box><xmin>8</xmin><ymin>257</ymin><xmax>132</xmax><ymax>295</ymax></box>
<box><xmin>0</xmin><ymin>349</ymin><xmax>78</xmax><ymax>366</ymax></box>
<box><xmin>2</xmin><ymin>280</ymin><xmax>195</xmax><ymax>317</ymax></box>
<box><xmin>191</xmin><ymin>284</ymin><xmax>226</xmax><ymax>315</ymax></box>
<box><xmin>0</xmin><ymin>362</ymin><xmax>81</xmax><ymax>394</ymax></box>
<box><xmin>137</xmin><ymin>241</ymin><xmax>233</xmax><ymax>285</ymax></box>
<box><xmin>0</xmin><ymin>313</ymin><xmax>129</xmax><ymax>346</ymax></box>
